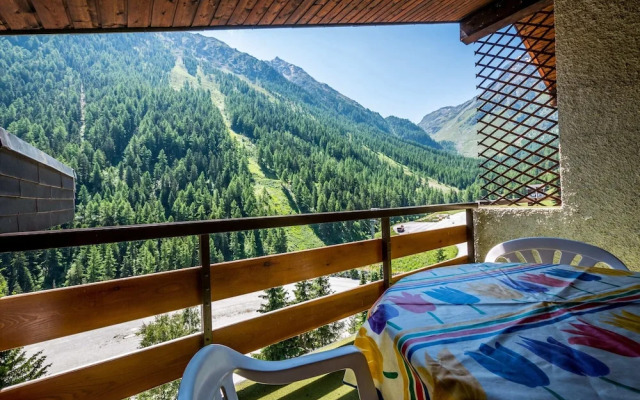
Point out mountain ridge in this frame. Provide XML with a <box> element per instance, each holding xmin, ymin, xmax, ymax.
<box><xmin>418</xmin><ymin>98</ymin><xmax>479</xmax><ymax>158</ymax></box>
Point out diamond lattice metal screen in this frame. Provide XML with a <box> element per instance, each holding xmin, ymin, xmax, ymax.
<box><xmin>475</xmin><ymin>5</ymin><xmax>560</xmax><ymax>206</ymax></box>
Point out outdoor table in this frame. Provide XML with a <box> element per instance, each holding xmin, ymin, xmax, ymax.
<box><xmin>352</xmin><ymin>262</ymin><xmax>640</xmax><ymax>400</ymax></box>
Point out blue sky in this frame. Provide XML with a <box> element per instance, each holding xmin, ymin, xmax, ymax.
<box><xmin>198</xmin><ymin>24</ymin><xmax>476</xmax><ymax>123</ymax></box>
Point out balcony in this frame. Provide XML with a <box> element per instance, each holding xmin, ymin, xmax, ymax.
<box><xmin>0</xmin><ymin>202</ymin><xmax>477</xmax><ymax>399</ymax></box>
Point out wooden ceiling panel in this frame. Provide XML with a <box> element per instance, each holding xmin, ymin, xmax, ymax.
<box><xmin>267</xmin><ymin>0</ymin><xmax>298</xmax><ymax>24</ymax></box>
<box><xmin>376</xmin><ymin>0</ymin><xmax>409</xmax><ymax>23</ymax></box>
<box><xmin>243</xmin><ymin>0</ymin><xmax>274</xmax><ymax>25</ymax></box>
<box><xmin>327</xmin><ymin>0</ymin><xmax>359</xmax><ymax>23</ymax></box>
<box><xmin>67</xmin><ymin>0</ymin><xmax>99</xmax><ymax>28</ymax></box>
<box><xmin>350</xmin><ymin>0</ymin><xmax>383</xmax><ymax>24</ymax></box>
<box><xmin>0</xmin><ymin>0</ymin><xmax>501</xmax><ymax>34</ymax></box>
<box><xmin>151</xmin><ymin>0</ymin><xmax>180</xmax><ymax>27</ymax></box>
<box><xmin>283</xmin><ymin>0</ymin><xmax>314</xmax><ymax>24</ymax></box>
<box><xmin>191</xmin><ymin>0</ymin><xmax>219</xmax><ymax>26</ymax></box>
<box><xmin>310</xmin><ymin>0</ymin><xmax>340</xmax><ymax>24</ymax></box>
<box><xmin>173</xmin><ymin>0</ymin><xmax>200</xmax><ymax>26</ymax></box>
<box><xmin>367</xmin><ymin>0</ymin><xmax>400</xmax><ymax>23</ymax></box>
<box><xmin>337</xmin><ymin>0</ymin><xmax>370</xmax><ymax>23</ymax></box>
<box><xmin>31</xmin><ymin>0</ymin><xmax>71</xmax><ymax>29</ymax></box>
<box><xmin>319</xmin><ymin>0</ymin><xmax>349</xmax><ymax>24</ymax></box>
<box><xmin>209</xmin><ymin>0</ymin><xmax>239</xmax><ymax>26</ymax></box>
<box><xmin>228</xmin><ymin>0</ymin><xmax>260</xmax><ymax>25</ymax></box>
<box><xmin>0</xmin><ymin>0</ymin><xmax>40</xmax><ymax>30</ymax></box>
<box><xmin>128</xmin><ymin>0</ymin><xmax>152</xmax><ymax>27</ymax></box>
<box><xmin>99</xmin><ymin>0</ymin><xmax>127</xmax><ymax>28</ymax></box>
<box><xmin>297</xmin><ymin>0</ymin><xmax>328</xmax><ymax>25</ymax></box>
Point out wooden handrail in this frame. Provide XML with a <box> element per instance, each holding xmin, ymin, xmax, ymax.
<box><xmin>390</xmin><ymin>255</ymin><xmax>470</xmax><ymax>284</ymax></box>
<box><xmin>213</xmin><ymin>281</ymin><xmax>386</xmax><ymax>354</ymax></box>
<box><xmin>0</xmin><ymin>256</ymin><xmax>472</xmax><ymax>400</ymax></box>
<box><xmin>391</xmin><ymin>225</ymin><xmax>467</xmax><ymax>259</ymax></box>
<box><xmin>0</xmin><ymin>226</ymin><xmax>467</xmax><ymax>351</ymax></box>
<box><xmin>0</xmin><ymin>283</ymin><xmax>386</xmax><ymax>400</ymax></box>
<box><xmin>211</xmin><ymin>238</ymin><xmax>382</xmax><ymax>300</ymax></box>
<box><xmin>0</xmin><ymin>267</ymin><xmax>201</xmax><ymax>351</ymax></box>
<box><xmin>0</xmin><ymin>202</ymin><xmax>479</xmax><ymax>252</ymax></box>
<box><xmin>0</xmin><ymin>203</ymin><xmax>477</xmax><ymax>399</ymax></box>
<box><xmin>0</xmin><ymin>334</ymin><xmax>203</xmax><ymax>400</ymax></box>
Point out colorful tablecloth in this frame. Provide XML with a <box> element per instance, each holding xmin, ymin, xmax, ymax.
<box><xmin>353</xmin><ymin>263</ymin><xmax>640</xmax><ymax>400</ymax></box>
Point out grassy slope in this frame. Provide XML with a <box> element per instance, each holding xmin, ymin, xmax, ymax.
<box><xmin>170</xmin><ymin>61</ymin><xmax>325</xmax><ymax>251</ymax></box>
<box><xmin>369</xmin><ymin>148</ymin><xmax>459</xmax><ymax>194</ymax></box>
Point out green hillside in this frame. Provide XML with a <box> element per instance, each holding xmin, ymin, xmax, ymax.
<box><xmin>418</xmin><ymin>98</ymin><xmax>479</xmax><ymax>158</ymax></box>
<box><xmin>0</xmin><ymin>32</ymin><xmax>480</xmax><ymax>293</ymax></box>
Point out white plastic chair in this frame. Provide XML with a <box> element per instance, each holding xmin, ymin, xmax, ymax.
<box><xmin>177</xmin><ymin>344</ymin><xmax>378</xmax><ymax>400</ymax></box>
<box><xmin>485</xmin><ymin>237</ymin><xmax>627</xmax><ymax>270</ymax></box>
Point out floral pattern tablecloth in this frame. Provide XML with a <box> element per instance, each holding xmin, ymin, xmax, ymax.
<box><xmin>353</xmin><ymin>263</ymin><xmax>640</xmax><ymax>400</ymax></box>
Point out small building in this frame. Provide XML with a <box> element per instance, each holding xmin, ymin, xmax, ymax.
<box><xmin>526</xmin><ymin>184</ymin><xmax>546</xmax><ymax>200</ymax></box>
<box><xmin>0</xmin><ymin>128</ymin><xmax>75</xmax><ymax>233</ymax></box>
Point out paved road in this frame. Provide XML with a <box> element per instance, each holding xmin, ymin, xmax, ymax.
<box><xmin>392</xmin><ymin>211</ymin><xmax>466</xmax><ymax>235</ymax></box>
<box><xmin>24</xmin><ymin>277</ymin><xmax>359</xmax><ymax>376</ymax></box>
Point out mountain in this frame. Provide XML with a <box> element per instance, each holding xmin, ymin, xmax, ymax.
<box><xmin>0</xmin><ymin>32</ymin><xmax>480</xmax><ymax>295</ymax></box>
<box><xmin>385</xmin><ymin>116</ymin><xmax>442</xmax><ymax>150</ymax></box>
<box><xmin>418</xmin><ymin>98</ymin><xmax>479</xmax><ymax>157</ymax></box>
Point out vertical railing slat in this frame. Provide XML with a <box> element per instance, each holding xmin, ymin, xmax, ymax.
<box><xmin>381</xmin><ymin>217</ymin><xmax>392</xmax><ymax>288</ymax></box>
<box><xmin>199</xmin><ymin>234</ymin><xmax>213</xmax><ymax>346</ymax></box>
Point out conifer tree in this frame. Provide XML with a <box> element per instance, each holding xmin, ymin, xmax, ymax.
<box><xmin>0</xmin><ymin>284</ymin><xmax>50</xmax><ymax>389</ymax></box>
<box><xmin>257</xmin><ymin>287</ymin><xmax>300</xmax><ymax>360</ymax></box>
<box><xmin>309</xmin><ymin>277</ymin><xmax>343</xmax><ymax>348</ymax></box>
<box><xmin>136</xmin><ymin>308</ymin><xmax>200</xmax><ymax>399</ymax></box>
<box><xmin>292</xmin><ymin>280</ymin><xmax>315</xmax><ymax>352</ymax></box>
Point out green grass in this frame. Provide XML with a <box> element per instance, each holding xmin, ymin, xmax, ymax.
<box><xmin>236</xmin><ymin>370</ymin><xmax>358</xmax><ymax>400</ymax></box>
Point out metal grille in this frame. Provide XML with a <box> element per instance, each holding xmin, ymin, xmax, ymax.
<box><xmin>475</xmin><ymin>6</ymin><xmax>560</xmax><ymax>206</ymax></box>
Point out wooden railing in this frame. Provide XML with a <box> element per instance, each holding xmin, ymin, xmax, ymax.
<box><xmin>0</xmin><ymin>202</ymin><xmax>478</xmax><ymax>399</ymax></box>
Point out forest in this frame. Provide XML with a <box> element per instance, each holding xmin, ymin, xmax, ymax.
<box><xmin>0</xmin><ymin>32</ymin><xmax>480</xmax><ymax>393</ymax></box>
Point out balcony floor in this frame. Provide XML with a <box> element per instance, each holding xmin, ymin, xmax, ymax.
<box><xmin>237</xmin><ymin>371</ymin><xmax>358</xmax><ymax>400</ymax></box>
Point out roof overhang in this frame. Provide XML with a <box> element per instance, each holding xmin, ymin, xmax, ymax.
<box><xmin>0</xmin><ymin>0</ymin><xmax>498</xmax><ymax>35</ymax></box>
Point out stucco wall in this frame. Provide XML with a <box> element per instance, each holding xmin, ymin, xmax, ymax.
<box><xmin>475</xmin><ymin>0</ymin><xmax>640</xmax><ymax>270</ymax></box>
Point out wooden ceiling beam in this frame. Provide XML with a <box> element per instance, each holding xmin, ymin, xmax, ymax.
<box><xmin>460</xmin><ymin>0</ymin><xmax>552</xmax><ymax>44</ymax></box>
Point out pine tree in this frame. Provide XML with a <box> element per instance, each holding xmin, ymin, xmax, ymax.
<box><xmin>257</xmin><ymin>287</ymin><xmax>300</xmax><ymax>360</ymax></box>
<box><xmin>85</xmin><ymin>246</ymin><xmax>105</xmax><ymax>282</ymax></box>
<box><xmin>0</xmin><ymin>285</ymin><xmax>50</xmax><ymax>388</ymax></box>
<box><xmin>292</xmin><ymin>280</ymin><xmax>314</xmax><ymax>352</ymax></box>
<box><xmin>136</xmin><ymin>308</ymin><xmax>200</xmax><ymax>399</ymax></box>
<box><xmin>0</xmin><ymin>349</ymin><xmax>50</xmax><ymax>389</ymax></box>
<box><xmin>309</xmin><ymin>277</ymin><xmax>343</xmax><ymax>348</ymax></box>
<box><xmin>348</xmin><ymin>272</ymin><xmax>368</xmax><ymax>334</ymax></box>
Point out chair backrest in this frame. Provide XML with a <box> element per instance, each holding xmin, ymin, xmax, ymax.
<box><xmin>484</xmin><ymin>237</ymin><xmax>628</xmax><ymax>270</ymax></box>
<box><xmin>178</xmin><ymin>345</ymin><xmax>241</xmax><ymax>400</ymax></box>
<box><xmin>178</xmin><ymin>344</ymin><xmax>378</xmax><ymax>400</ymax></box>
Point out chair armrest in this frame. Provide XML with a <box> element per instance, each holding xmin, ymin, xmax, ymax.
<box><xmin>236</xmin><ymin>345</ymin><xmax>377</xmax><ymax>400</ymax></box>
